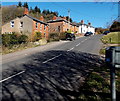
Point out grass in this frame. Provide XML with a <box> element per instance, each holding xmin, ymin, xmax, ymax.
<box><xmin>101</xmin><ymin>32</ymin><xmax>120</xmax><ymax>44</ymax></box>
<box><xmin>100</xmin><ymin>32</ymin><xmax>120</xmax><ymax>55</ymax></box>
<box><xmin>77</xmin><ymin>64</ymin><xmax>120</xmax><ymax>101</ymax></box>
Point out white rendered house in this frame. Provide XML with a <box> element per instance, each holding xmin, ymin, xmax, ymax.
<box><xmin>78</xmin><ymin>20</ymin><xmax>95</xmax><ymax>35</ymax></box>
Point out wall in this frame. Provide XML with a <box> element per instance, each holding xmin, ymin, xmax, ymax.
<box><xmin>2</xmin><ymin>17</ymin><xmax>20</xmax><ymax>34</ymax></box>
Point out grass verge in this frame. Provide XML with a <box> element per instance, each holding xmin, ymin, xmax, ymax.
<box><xmin>77</xmin><ymin>64</ymin><xmax>120</xmax><ymax>101</ymax></box>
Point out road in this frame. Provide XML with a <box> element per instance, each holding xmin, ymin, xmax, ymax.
<box><xmin>1</xmin><ymin>34</ymin><xmax>104</xmax><ymax>101</ymax></box>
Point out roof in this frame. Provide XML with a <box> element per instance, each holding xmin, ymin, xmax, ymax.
<box><xmin>47</xmin><ymin>19</ymin><xmax>79</xmax><ymax>27</ymax></box>
<box><xmin>78</xmin><ymin>23</ymin><xmax>94</xmax><ymax>28</ymax></box>
<box><xmin>47</xmin><ymin>19</ymin><xmax>69</xmax><ymax>23</ymax></box>
<box><xmin>24</xmin><ymin>14</ymin><xmax>48</xmax><ymax>25</ymax></box>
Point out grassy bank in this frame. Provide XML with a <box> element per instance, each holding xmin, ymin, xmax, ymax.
<box><xmin>101</xmin><ymin>32</ymin><xmax>120</xmax><ymax>44</ymax></box>
<box><xmin>77</xmin><ymin>64</ymin><xmax>120</xmax><ymax>101</ymax></box>
<box><xmin>100</xmin><ymin>32</ymin><xmax>120</xmax><ymax>55</ymax></box>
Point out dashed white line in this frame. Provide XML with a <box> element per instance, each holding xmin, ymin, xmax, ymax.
<box><xmin>0</xmin><ymin>71</ymin><xmax>25</xmax><ymax>83</ymax></box>
<box><xmin>76</xmin><ymin>43</ymin><xmax>81</xmax><ymax>46</ymax></box>
<box><xmin>67</xmin><ymin>47</ymin><xmax>74</xmax><ymax>51</ymax></box>
<box><xmin>42</xmin><ymin>54</ymin><xmax>62</xmax><ymax>64</ymax></box>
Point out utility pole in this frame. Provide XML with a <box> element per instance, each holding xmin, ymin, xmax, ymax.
<box><xmin>68</xmin><ymin>9</ymin><xmax>70</xmax><ymax>30</ymax></box>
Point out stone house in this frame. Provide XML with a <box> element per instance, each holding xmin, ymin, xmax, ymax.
<box><xmin>2</xmin><ymin>8</ymin><xmax>49</xmax><ymax>39</ymax></box>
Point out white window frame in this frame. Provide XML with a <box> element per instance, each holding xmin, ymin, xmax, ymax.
<box><xmin>40</xmin><ymin>24</ymin><xmax>42</xmax><ymax>30</ymax></box>
<box><xmin>36</xmin><ymin>22</ymin><xmax>38</xmax><ymax>29</ymax></box>
<box><xmin>11</xmin><ymin>21</ymin><xmax>14</xmax><ymax>28</ymax></box>
<box><xmin>20</xmin><ymin>21</ymin><xmax>23</xmax><ymax>28</ymax></box>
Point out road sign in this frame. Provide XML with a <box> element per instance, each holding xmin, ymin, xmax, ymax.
<box><xmin>105</xmin><ymin>46</ymin><xmax>120</xmax><ymax>68</ymax></box>
<box><xmin>105</xmin><ymin>46</ymin><xmax>120</xmax><ymax>101</ymax></box>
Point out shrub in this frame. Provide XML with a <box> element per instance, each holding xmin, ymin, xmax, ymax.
<box><xmin>32</xmin><ymin>32</ymin><xmax>42</xmax><ymax>42</ymax></box>
<box><xmin>2</xmin><ymin>34</ymin><xmax>11</xmax><ymax>47</ymax></box>
<box><xmin>59</xmin><ymin>32</ymin><xmax>66</xmax><ymax>40</ymax></box>
<box><xmin>48</xmin><ymin>33</ymin><xmax>59</xmax><ymax>41</ymax></box>
<box><xmin>18</xmin><ymin>34</ymin><xmax>28</xmax><ymax>44</ymax></box>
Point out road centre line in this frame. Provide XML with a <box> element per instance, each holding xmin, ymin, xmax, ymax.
<box><xmin>0</xmin><ymin>71</ymin><xmax>25</xmax><ymax>83</ymax></box>
<box><xmin>67</xmin><ymin>47</ymin><xmax>74</xmax><ymax>51</ymax></box>
<box><xmin>76</xmin><ymin>43</ymin><xmax>81</xmax><ymax>46</ymax></box>
<box><xmin>42</xmin><ymin>54</ymin><xmax>62</xmax><ymax>64</ymax></box>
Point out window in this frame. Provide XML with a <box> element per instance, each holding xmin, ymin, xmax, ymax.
<box><xmin>20</xmin><ymin>21</ymin><xmax>23</xmax><ymax>28</ymax></box>
<box><xmin>40</xmin><ymin>24</ymin><xmax>42</xmax><ymax>30</ymax></box>
<box><xmin>44</xmin><ymin>25</ymin><xmax>46</xmax><ymax>31</ymax></box>
<box><xmin>11</xmin><ymin>21</ymin><xmax>14</xmax><ymax>28</ymax></box>
<box><xmin>58</xmin><ymin>26</ymin><xmax>60</xmax><ymax>32</ymax></box>
<box><xmin>36</xmin><ymin>22</ymin><xmax>38</xmax><ymax>29</ymax></box>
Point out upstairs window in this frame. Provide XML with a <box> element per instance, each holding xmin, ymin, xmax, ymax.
<box><xmin>11</xmin><ymin>21</ymin><xmax>14</xmax><ymax>28</ymax></box>
<box><xmin>36</xmin><ymin>22</ymin><xmax>38</xmax><ymax>29</ymax></box>
<box><xmin>20</xmin><ymin>21</ymin><xmax>23</xmax><ymax>28</ymax></box>
<box><xmin>40</xmin><ymin>24</ymin><xmax>42</xmax><ymax>30</ymax></box>
<box><xmin>44</xmin><ymin>25</ymin><xmax>46</xmax><ymax>31</ymax></box>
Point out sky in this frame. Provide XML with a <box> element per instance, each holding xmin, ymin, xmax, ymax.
<box><xmin>1</xmin><ymin>1</ymin><xmax>119</xmax><ymax>28</ymax></box>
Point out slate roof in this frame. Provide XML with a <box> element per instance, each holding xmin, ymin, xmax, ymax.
<box><xmin>24</xmin><ymin>14</ymin><xmax>48</xmax><ymax>25</ymax></box>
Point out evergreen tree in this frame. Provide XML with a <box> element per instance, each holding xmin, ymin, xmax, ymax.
<box><xmin>23</xmin><ymin>2</ymin><xmax>29</xmax><ymax>9</ymax></box>
<box><xmin>18</xmin><ymin>1</ymin><xmax>22</xmax><ymax>7</ymax></box>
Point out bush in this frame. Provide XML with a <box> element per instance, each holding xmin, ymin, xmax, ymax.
<box><xmin>18</xmin><ymin>34</ymin><xmax>28</xmax><ymax>44</ymax></box>
<box><xmin>2</xmin><ymin>34</ymin><xmax>11</xmax><ymax>47</ymax></box>
<box><xmin>59</xmin><ymin>32</ymin><xmax>66</xmax><ymax>40</ymax></box>
<box><xmin>2</xmin><ymin>32</ymin><xmax>28</xmax><ymax>47</ymax></box>
<box><xmin>32</xmin><ymin>32</ymin><xmax>42</xmax><ymax>42</ymax></box>
<box><xmin>48</xmin><ymin>33</ymin><xmax>59</xmax><ymax>41</ymax></box>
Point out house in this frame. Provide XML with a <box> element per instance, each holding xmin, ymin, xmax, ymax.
<box><xmin>2</xmin><ymin>8</ymin><xmax>49</xmax><ymax>39</ymax></box>
<box><xmin>78</xmin><ymin>20</ymin><xmax>95</xmax><ymax>35</ymax></box>
<box><xmin>47</xmin><ymin>16</ymin><xmax>79</xmax><ymax>34</ymax></box>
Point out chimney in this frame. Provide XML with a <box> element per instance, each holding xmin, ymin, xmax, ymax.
<box><xmin>53</xmin><ymin>16</ymin><xmax>57</xmax><ymax>20</ymax></box>
<box><xmin>88</xmin><ymin>22</ymin><xmax>91</xmax><ymax>26</ymax></box>
<box><xmin>40</xmin><ymin>16</ymin><xmax>44</xmax><ymax>21</ymax></box>
<box><xmin>81</xmin><ymin>20</ymin><xmax>84</xmax><ymax>24</ymax></box>
<box><xmin>24</xmin><ymin>8</ymin><xmax>29</xmax><ymax>15</ymax></box>
<box><xmin>63</xmin><ymin>17</ymin><xmax>66</xmax><ymax>20</ymax></box>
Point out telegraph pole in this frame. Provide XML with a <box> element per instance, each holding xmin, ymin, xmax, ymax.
<box><xmin>68</xmin><ymin>9</ymin><xmax>70</xmax><ymax>30</ymax></box>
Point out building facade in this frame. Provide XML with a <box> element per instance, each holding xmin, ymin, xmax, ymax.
<box><xmin>47</xmin><ymin>16</ymin><xmax>79</xmax><ymax>34</ymax></box>
<box><xmin>78</xmin><ymin>20</ymin><xmax>95</xmax><ymax>35</ymax></box>
<box><xmin>2</xmin><ymin>8</ymin><xmax>49</xmax><ymax>39</ymax></box>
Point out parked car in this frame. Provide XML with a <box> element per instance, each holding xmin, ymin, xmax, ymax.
<box><xmin>66</xmin><ymin>33</ymin><xmax>75</xmax><ymax>41</ymax></box>
<box><xmin>103</xmin><ymin>31</ymin><xmax>110</xmax><ymax>35</ymax></box>
<box><xmin>84</xmin><ymin>32</ymin><xmax>93</xmax><ymax>36</ymax></box>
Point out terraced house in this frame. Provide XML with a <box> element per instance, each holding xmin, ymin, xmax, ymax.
<box><xmin>2</xmin><ymin>8</ymin><xmax>49</xmax><ymax>39</ymax></box>
<box><xmin>47</xmin><ymin>16</ymin><xmax>79</xmax><ymax>34</ymax></box>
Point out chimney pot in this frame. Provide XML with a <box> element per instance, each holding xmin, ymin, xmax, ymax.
<box><xmin>24</xmin><ymin>8</ymin><xmax>29</xmax><ymax>15</ymax></box>
<box><xmin>88</xmin><ymin>22</ymin><xmax>91</xmax><ymax>26</ymax></box>
<box><xmin>81</xmin><ymin>20</ymin><xmax>84</xmax><ymax>24</ymax></box>
<box><xmin>53</xmin><ymin>16</ymin><xmax>57</xmax><ymax>20</ymax></box>
<box><xmin>40</xmin><ymin>16</ymin><xmax>44</xmax><ymax>21</ymax></box>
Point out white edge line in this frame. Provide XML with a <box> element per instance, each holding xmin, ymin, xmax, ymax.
<box><xmin>0</xmin><ymin>71</ymin><xmax>25</xmax><ymax>83</ymax></box>
<box><xmin>42</xmin><ymin>54</ymin><xmax>62</xmax><ymax>64</ymax></box>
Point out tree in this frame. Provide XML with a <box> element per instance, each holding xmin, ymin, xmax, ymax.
<box><xmin>34</xmin><ymin>6</ymin><xmax>41</xmax><ymax>13</ymax></box>
<box><xmin>23</xmin><ymin>2</ymin><xmax>28</xmax><ymax>9</ymax></box>
<box><xmin>66</xmin><ymin>16</ymin><xmax>73</xmax><ymax>22</ymax></box>
<box><xmin>18</xmin><ymin>1</ymin><xmax>22</xmax><ymax>7</ymax></box>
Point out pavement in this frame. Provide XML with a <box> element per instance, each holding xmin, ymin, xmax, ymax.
<box><xmin>1</xmin><ymin>34</ymin><xmax>104</xmax><ymax>101</ymax></box>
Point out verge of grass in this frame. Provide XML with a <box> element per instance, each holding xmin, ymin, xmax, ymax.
<box><xmin>101</xmin><ymin>32</ymin><xmax>120</xmax><ymax>44</ymax></box>
<box><xmin>77</xmin><ymin>64</ymin><xmax>120</xmax><ymax>101</ymax></box>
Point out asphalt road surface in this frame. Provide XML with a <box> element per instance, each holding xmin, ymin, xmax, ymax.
<box><xmin>1</xmin><ymin>34</ymin><xmax>104</xmax><ymax>101</ymax></box>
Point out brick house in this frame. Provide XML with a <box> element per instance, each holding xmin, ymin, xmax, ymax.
<box><xmin>47</xmin><ymin>16</ymin><xmax>79</xmax><ymax>34</ymax></box>
<box><xmin>2</xmin><ymin>8</ymin><xmax>49</xmax><ymax>39</ymax></box>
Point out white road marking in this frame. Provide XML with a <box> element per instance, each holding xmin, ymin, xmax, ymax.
<box><xmin>76</xmin><ymin>43</ymin><xmax>81</xmax><ymax>46</ymax></box>
<box><xmin>42</xmin><ymin>54</ymin><xmax>62</xmax><ymax>64</ymax></box>
<box><xmin>67</xmin><ymin>47</ymin><xmax>74</xmax><ymax>51</ymax></box>
<box><xmin>0</xmin><ymin>71</ymin><xmax>25</xmax><ymax>83</ymax></box>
